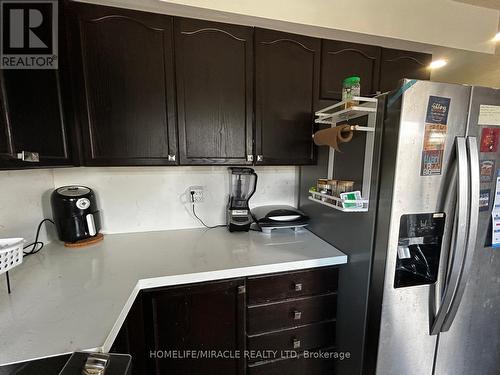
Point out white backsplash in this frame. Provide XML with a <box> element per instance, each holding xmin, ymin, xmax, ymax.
<box><xmin>0</xmin><ymin>166</ymin><xmax>298</xmax><ymax>242</ymax></box>
<box><xmin>48</xmin><ymin>166</ymin><xmax>299</xmax><ymax>234</ymax></box>
<box><xmin>0</xmin><ymin>169</ymin><xmax>55</xmax><ymax>243</ymax></box>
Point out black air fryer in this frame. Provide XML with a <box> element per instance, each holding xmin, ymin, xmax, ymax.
<box><xmin>51</xmin><ymin>186</ymin><xmax>101</xmax><ymax>243</ymax></box>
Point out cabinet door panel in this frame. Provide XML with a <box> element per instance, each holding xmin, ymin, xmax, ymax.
<box><xmin>69</xmin><ymin>3</ymin><xmax>177</xmax><ymax>165</ymax></box>
<box><xmin>2</xmin><ymin>71</ymin><xmax>69</xmax><ymax>162</ymax></box>
<box><xmin>0</xmin><ymin>91</ymin><xmax>13</xmax><ymax>160</ymax></box>
<box><xmin>379</xmin><ymin>48</ymin><xmax>432</xmax><ymax>93</ymax></box>
<box><xmin>247</xmin><ymin>320</ymin><xmax>336</xmax><ymax>354</ymax></box>
<box><xmin>248</xmin><ymin>350</ymin><xmax>336</xmax><ymax>375</ymax></box>
<box><xmin>321</xmin><ymin>40</ymin><xmax>381</xmax><ymax>100</ymax></box>
<box><xmin>247</xmin><ymin>266</ymin><xmax>339</xmax><ymax>304</ymax></box>
<box><xmin>147</xmin><ymin>279</ymin><xmax>245</xmax><ymax>375</ymax></box>
<box><xmin>175</xmin><ymin>18</ymin><xmax>253</xmax><ymax>165</ymax></box>
<box><xmin>247</xmin><ymin>293</ymin><xmax>337</xmax><ymax>334</ymax></box>
<box><xmin>0</xmin><ymin>2</ymin><xmax>74</xmax><ymax>169</ymax></box>
<box><xmin>255</xmin><ymin>29</ymin><xmax>319</xmax><ymax>165</ymax></box>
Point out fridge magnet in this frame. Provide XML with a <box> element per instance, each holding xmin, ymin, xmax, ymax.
<box><xmin>421</xmin><ymin>96</ymin><xmax>450</xmax><ymax>176</ymax></box>
<box><xmin>492</xmin><ymin>177</ymin><xmax>500</xmax><ymax>247</ymax></box>
<box><xmin>478</xmin><ymin>104</ymin><xmax>500</xmax><ymax>126</ymax></box>
<box><xmin>479</xmin><ymin>189</ymin><xmax>491</xmax><ymax>212</ymax></box>
<box><xmin>480</xmin><ymin>128</ymin><xmax>500</xmax><ymax>152</ymax></box>
<box><xmin>423</xmin><ymin>124</ymin><xmax>447</xmax><ymax>151</ymax></box>
<box><xmin>425</xmin><ymin>96</ymin><xmax>451</xmax><ymax>125</ymax></box>
<box><xmin>421</xmin><ymin>150</ymin><xmax>444</xmax><ymax>176</ymax></box>
<box><xmin>480</xmin><ymin>160</ymin><xmax>496</xmax><ymax>182</ymax></box>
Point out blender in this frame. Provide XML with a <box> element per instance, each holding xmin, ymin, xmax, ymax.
<box><xmin>226</xmin><ymin>167</ymin><xmax>258</xmax><ymax>232</ymax></box>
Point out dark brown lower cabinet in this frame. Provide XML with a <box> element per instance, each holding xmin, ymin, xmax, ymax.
<box><xmin>112</xmin><ymin>267</ymin><xmax>339</xmax><ymax>375</ymax></box>
<box><xmin>247</xmin><ymin>348</ymin><xmax>336</xmax><ymax>375</ymax></box>
<box><xmin>146</xmin><ymin>279</ymin><xmax>246</xmax><ymax>375</ymax></box>
<box><xmin>112</xmin><ymin>279</ymin><xmax>246</xmax><ymax>375</ymax></box>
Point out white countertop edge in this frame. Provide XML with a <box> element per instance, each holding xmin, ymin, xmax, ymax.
<box><xmin>100</xmin><ymin>255</ymin><xmax>348</xmax><ymax>353</ymax></box>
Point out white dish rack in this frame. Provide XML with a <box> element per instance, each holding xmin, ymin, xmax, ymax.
<box><xmin>0</xmin><ymin>238</ymin><xmax>24</xmax><ymax>293</ymax></box>
<box><xmin>0</xmin><ymin>238</ymin><xmax>24</xmax><ymax>274</ymax></box>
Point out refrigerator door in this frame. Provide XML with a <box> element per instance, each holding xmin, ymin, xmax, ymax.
<box><xmin>375</xmin><ymin>80</ymin><xmax>471</xmax><ymax>375</ymax></box>
<box><xmin>433</xmin><ymin>86</ymin><xmax>500</xmax><ymax>375</ymax></box>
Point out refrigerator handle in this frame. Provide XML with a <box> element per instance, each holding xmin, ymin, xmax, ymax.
<box><xmin>430</xmin><ymin>137</ymin><xmax>470</xmax><ymax>335</ymax></box>
<box><xmin>440</xmin><ymin>137</ymin><xmax>479</xmax><ymax>332</ymax></box>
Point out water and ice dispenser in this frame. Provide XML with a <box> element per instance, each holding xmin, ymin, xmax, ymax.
<box><xmin>395</xmin><ymin>213</ymin><xmax>445</xmax><ymax>288</ymax></box>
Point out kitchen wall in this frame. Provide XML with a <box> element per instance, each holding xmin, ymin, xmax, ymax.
<box><xmin>0</xmin><ymin>166</ymin><xmax>298</xmax><ymax>242</ymax></box>
<box><xmin>53</xmin><ymin>166</ymin><xmax>298</xmax><ymax>234</ymax></box>
<box><xmin>0</xmin><ymin>170</ymin><xmax>54</xmax><ymax>244</ymax></box>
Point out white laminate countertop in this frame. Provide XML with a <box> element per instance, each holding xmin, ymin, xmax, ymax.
<box><xmin>0</xmin><ymin>227</ymin><xmax>347</xmax><ymax>366</ymax></box>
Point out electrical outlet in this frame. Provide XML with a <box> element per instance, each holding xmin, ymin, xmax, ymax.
<box><xmin>189</xmin><ymin>186</ymin><xmax>204</xmax><ymax>203</ymax></box>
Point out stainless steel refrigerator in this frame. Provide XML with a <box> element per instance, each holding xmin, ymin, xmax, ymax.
<box><xmin>299</xmin><ymin>80</ymin><xmax>500</xmax><ymax>375</ymax></box>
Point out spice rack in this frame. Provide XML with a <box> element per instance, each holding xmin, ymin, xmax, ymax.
<box><xmin>309</xmin><ymin>96</ymin><xmax>378</xmax><ymax>213</ymax></box>
<box><xmin>315</xmin><ymin>96</ymin><xmax>377</xmax><ymax>126</ymax></box>
<box><xmin>308</xmin><ymin>189</ymin><xmax>369</xmax><ymax>212</ymax></box>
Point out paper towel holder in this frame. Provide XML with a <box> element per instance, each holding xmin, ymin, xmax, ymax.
<box><xmin>308</xmin><ymin>96</ymin><xmax>380</xmax><ymax>212</ymax></box>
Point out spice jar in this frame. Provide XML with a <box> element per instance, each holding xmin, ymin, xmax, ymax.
<box><xmin>342</xmin><ymin>76</ymin><xmax>361</xmax><ymax>106</ymax></box>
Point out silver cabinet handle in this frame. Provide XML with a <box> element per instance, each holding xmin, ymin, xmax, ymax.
<box><xmin>293</xmin><ymin>283</ymin><xmax>302</xmax><ymax>292</ymax></box>
<box><xmin>292</xmin><ymin>338</ymin><xmax>301</xmax><ymax>349</ymax></box>
<box><xmin>168</xmin><ymin>154</ymin><xmax>176</xmax><ymax>162</ymax></box>
<box><xmin>293</xmin><ymin>310</ymin><xmax>302</xmax><ymax>320</ymax></box>
<box><xmin>17</xmin><ymin>151</ymin><xmax>39</xmax><ymax>162</ymax></box>
<box><xmin>257</xmin><ymin>155</ymin><xmax>263</xmax><ymax>162</ymax></box>
<box><xmin>430</xmin><ymin>137</ymin><xmax>469</xmax><ymax>335</ymax></box>
<box><xmin>441</xmin><ymin>136</ymin><xmax>479</xmax><ymax>332</ymax></box>
<box><xmin>247</xmin><ymin>155</ymin><xmax>253</xmax><ymax>162</ymax></box>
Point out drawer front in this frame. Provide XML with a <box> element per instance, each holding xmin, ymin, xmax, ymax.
<box><xmin>247</xmin><ymin>267</ymin><xmax>338</xmax><ymax>304</ymax></box>
<box><xmin>247</xmin><ymin>293</ymin><xmax>337</xmax><ymax>334</ymax></box>
<box><xmin>248</xmin><ymin>354</ymin><xmax>335</xmax><ymax>375</ymax></box>
<box><xmin>247</xmin><ymin>321</ymin><xmax>335</xmax><ymax>354</ymax></box>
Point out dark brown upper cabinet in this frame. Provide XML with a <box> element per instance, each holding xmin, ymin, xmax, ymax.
<box><xmin>67</xmin><ymin>2</ymin><xmax>177</xmax><ymax>166</ymax></box>
<box><xmin>0</xmin><ymin>96</ymin><xmax>13</xmax><ymax>161</ymax></box>
<box><xmin>0</xmin><ymin>3</ymin><xmax>74</xmax><ymax>170</ymax></box>
<box><xmin>379</xmin><ymin>48</ymin><xmax>432</xmax><ymax>93</ymax></box>
<box><xmin>174</xmin><ymin>18</ymin><xmax>253</xmax><ymax>165</ymax></box>
<box><xmin>255</xmin><ymin>29</ymin><xmax>320</xmax><ymax>165</ymax></box>
<box><xmin>0</xmin><ymin>71</ymin><xmax>73</xmax><ymax>168</ymax></box>
<box><xmin>320</xmin><ymin>40</ymin><xmax>381</xmax><ymax>101</ymax></box>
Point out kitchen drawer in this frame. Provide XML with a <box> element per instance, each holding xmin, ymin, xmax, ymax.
<box><xmin>247</xmin><ymin>321</ymin><xmax>335</xmax><ymax>355</ymax></box>
<box><xmin>247</xmin><ymin>352</ymin><xmax>335</xmax><ymax>375</ymax></box>
<box><xmin>246</xmin><ymin>267</ymin><xmax>338</xmax><ymax>304</ymax></box>
<box><xmin>247</xmin><ymin>293</ymin><xmax>337</xmax><ymax>334</ymax></box>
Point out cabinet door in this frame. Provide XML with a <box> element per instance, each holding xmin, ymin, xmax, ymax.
<box><xmin>0</xmin><ymin>92</ymin><xmax>13</xmax><ymax>160</ymax></box>
<box><xmin>68</xmin><ymin>3</ymin><xmax>177</xmax><ymax>166</ymax></box>
<box><xmin>110</xmin><ymin>292</ymin><xmax>149</xmax><ymax>375</ymax></box>
<box><xmin>175</xmin><ymin>18</ymin><xmax>253</xmax><ymax>165</ymax></box>
<box><xmin>320</xmin><ymin>40</ymin><xmax>381</xmax><ymax>101</ymax></box>
<box><xmin>0</xmin><ymin>70</ymin><xmax>72</xmax><ymax>168</ymax></box>
<box><xmin>146</xmin><ymin>279</ymin><xmax>245</xmax><ymax>375</ymax></box>
<box><xmin>0</xmin><ymin>2</ymin><xmax>74</xmax><ymax>170</ymax></box>
<box><xmin>379</xmin><ymin>48</ymin><xmax>432</xmax><ymax>93</ymax></box>
<box><xmin>255</xmin><ymin>29</ymin><xmax>319</xmax><ymax>165</ymax></box>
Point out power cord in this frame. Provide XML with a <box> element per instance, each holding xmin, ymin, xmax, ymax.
<box><xmin>23</xmin><ymin>218</ymin><xmax>55</xmax><ymax>257</ymax></box>
<box><xmin>190</xmin><ymin>191</ymin><xmax>225</xmax><ymax>230</ymax></box>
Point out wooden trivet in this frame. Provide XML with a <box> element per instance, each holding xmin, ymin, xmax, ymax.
<box><xmin>64</xmin><ymin>233</ymin><xmax>104</xmax><ymax>248</ymax></box>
